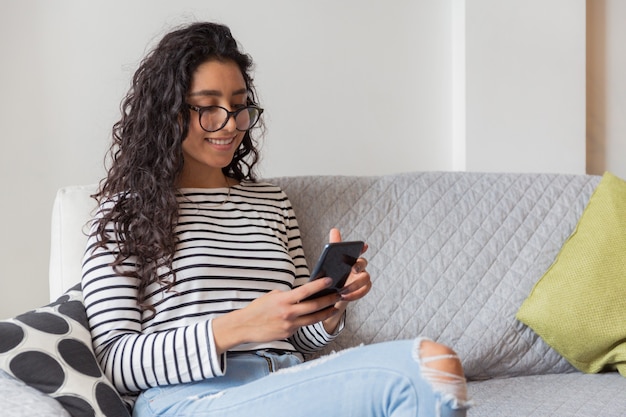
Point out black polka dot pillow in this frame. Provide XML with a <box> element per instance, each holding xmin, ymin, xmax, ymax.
<box><xmin>0</xmin><ymin>284</ymin><xmax>131</xmax><ymax>417</ymax></box>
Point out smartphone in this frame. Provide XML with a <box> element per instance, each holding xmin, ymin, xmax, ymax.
<box><xmin>303</xmin><ymin>240</ymin><xmax>365</xmax><ymax>301</ymax></box>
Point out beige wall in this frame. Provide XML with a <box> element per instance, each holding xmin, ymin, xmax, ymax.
<box><xmin>587</xmin><ymin>0</ymin><xmax>626</xmax><ymax>178</ymax></box>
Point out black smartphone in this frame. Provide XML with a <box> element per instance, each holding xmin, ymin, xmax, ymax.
<box><xmin>303</xmin><ymin>240</ymin><xmax>365</xmax><ymax>301</ymax></box>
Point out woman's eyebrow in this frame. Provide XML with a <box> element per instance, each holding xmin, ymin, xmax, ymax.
<box><xmin>188</xmin><ymin>88</ymin><xmax>248</xmax><ymax>97</ymax></box>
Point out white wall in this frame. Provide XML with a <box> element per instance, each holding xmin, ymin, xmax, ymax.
<box><xmin>0</xmin><ymin>0</ymin><xmax>597</xmax><ymax>318</ymax></box>
<box><xmin>0</xmin><ymin>0</ymin><xmax>454</xmax><ymax>318</ymax></box>
<box><xmin>464</xmin><ymin>0</ymin><xmax>586</xmax><ymax>173</ymax></box>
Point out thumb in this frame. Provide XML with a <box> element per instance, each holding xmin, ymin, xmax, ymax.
<box><xmin>329</xmin><ymin>228</ymin><xmax>342</xmax><ymax>243</ymax></box>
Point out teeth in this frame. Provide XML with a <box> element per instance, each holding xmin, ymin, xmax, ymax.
<box><xmin>207</xmin><ymin>137</ymin><xmax>234</xmax><ymax>145</ymax></box>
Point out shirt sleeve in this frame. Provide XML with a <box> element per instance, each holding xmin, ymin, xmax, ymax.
<box><xmin>81</xmin><ymin>209</ymin><xmax>226</xmax><ymax>395</ymax></box>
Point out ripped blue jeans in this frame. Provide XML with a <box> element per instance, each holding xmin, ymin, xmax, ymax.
<box><xmin>132</xmin><ymin>338</ymin><xmax>471</xmax><ymax>417</ymax></box>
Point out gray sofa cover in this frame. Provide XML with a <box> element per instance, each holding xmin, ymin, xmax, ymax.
<box><xmin>270</xmin><ymin>171</ymin><xmax>626</xmax><ymax>416</ymax></box>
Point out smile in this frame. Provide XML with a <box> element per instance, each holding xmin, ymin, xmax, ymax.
<box><xmin>206</xmin><ymin>137</ymin><xmax>235</xmax><ymax>145</ymax></box>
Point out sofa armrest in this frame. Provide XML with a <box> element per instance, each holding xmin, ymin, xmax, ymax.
<box><xmin>49</xmin><ymin>185</ymin><xmax>98</xmax><ymax>301</ymax></box>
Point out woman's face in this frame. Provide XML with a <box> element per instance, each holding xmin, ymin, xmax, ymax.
<box><xmin>179</xmin><ymin>59</ymin><xmax>248</xmax><ymax>187</ymax></box>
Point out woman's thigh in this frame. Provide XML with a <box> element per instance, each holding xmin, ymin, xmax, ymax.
<box><xmin>133</xmin><ymin>339</ymin><xmax>469</xmax><ymax>417</ymax></box>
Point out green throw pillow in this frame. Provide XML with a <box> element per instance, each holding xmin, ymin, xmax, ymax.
<box><xmin>516</xmin><ymin>171</ymin><xmax>626</xmax><ymax>376</ymax></box>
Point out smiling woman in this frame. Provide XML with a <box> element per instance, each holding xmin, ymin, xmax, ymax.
<box><xmin>80</xmin><ymin>21</ymin><xmax>470</xmax><ymax>417</ymax></box>
<box><xmin>178</xmin><ymin>60</ymin><xmax>261</xmax><ymax>189</ymax></box>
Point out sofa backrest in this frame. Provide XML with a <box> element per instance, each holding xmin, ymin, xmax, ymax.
<box><xmin>271</xmin><ymin>172</ymin><xmax>599</xmax><ymax>379</ymax></box>
<box><xmin>49</xmin><ymin>171</ymin><xmax>600</xmax><ymax>380</ymax></box>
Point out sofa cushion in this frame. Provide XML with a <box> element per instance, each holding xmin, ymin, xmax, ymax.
<box><xmin>0</xmin><ymin>284</ymin><xmax>131</xmax><ymax>417</ymax></box>
<box><xmin>0</xmin><ymin>369</ymin><xmax>71</xmax><ymax>417</ymax></box>
<box><xmin>468</xmin><ymin>372</ymin><xmax>626</xmax><ymax>417</ymax></box>
<box><xmin>272</xmin><ymin>172</ymin><xmax>600</xmax><ymax>379</ymax></box>
<box><xmin>516</xmin><ymin>171</ymin><xmax>626</xmax><ymax>375</ymax></box>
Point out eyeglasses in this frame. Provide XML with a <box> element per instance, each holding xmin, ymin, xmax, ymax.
<box><xmin>187</xmin><ymin>104</ymin><xmax>264</xmax><ymax>133</ymax></box>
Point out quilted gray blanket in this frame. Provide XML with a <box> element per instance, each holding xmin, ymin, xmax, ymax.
<box><xmin>273</xmin><ymin>172</ymin><xmax>597</xmax><ymax>379</ymax></box>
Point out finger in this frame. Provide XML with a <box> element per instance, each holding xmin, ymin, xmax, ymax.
<box><xmin>340</xmin><ymin>273</ymin><xmax>371</xmax><ymax>295</ymax></box>
<box><xmin>340</xmin><ymin>266</ymin><xmax>371</xmax><ymax>292</ymax></box>
<box><xmin>340</xmin><ymin>281</ymin><xmax>372</xmax><ymax>301</ymax></box>
<box><xmin>296</xmin><ymin>304</ymin><xmax>341</xmax><ymax>326</ymax></box>
<box><xmin>329</xmin><ymin>228</ymin><xmax>342</xmax><ymax>243</ymax></box>
<box><xmin>296</xmin><ymin>292</ymin><xmax>342</xmax><ymax>315</ymax></box>
<box><xmin>290</xmin><ymin>277</ymin><xmax>333</xmax><ymax>303</ymax></box>
<box><xmin>352</xmin><ymin>257</ymin><xmax>368</xmax><ymax>273</ymax></box>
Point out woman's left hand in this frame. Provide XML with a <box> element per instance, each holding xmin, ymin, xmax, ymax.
<box><xmin>322</xmin><ymin>228</ymin><xmax>372</xmax><ymax>333</ymax></box>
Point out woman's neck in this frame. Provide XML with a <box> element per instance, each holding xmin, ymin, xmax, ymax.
<box><xmin>177</xmin><ymin>169</ymin><xmax>232</xmax><ymax>189</ymax></box>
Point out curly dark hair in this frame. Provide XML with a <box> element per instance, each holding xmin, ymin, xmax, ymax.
<box><xmin>91</xmin><ymin>22</ymin><xmax>262</xmax><ymax>309</ymax></box>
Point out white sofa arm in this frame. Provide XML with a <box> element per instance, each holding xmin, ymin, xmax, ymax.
<box><xmin>49</xmin><ymin>185</ymin><xmax>98</xmax><ymax>301</ymax></box>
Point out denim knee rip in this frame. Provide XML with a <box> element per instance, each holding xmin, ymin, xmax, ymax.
<box><xmin>412</xmin><ymin>337</ymin><xmax>472</xmax><ymax>413</ymax></box>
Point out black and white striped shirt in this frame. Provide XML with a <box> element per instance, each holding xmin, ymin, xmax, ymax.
<box><xmin>82</xmin><ymin>182</ymin><xmax>339</xmax><ymax>395</ymax></box>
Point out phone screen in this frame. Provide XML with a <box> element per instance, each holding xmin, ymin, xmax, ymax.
<box><xmin>304</xmin><ymin>241</ymin><xmax>364</xmax><ymax>300</ymax></box>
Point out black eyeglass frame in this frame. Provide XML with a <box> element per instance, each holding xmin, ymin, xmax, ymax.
<box><xmin>187</xmin><ymin>104</ymin><xmax>264</xmax><ymax>133</ymax></box>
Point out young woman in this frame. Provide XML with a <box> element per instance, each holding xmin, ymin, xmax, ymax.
<box><xmin>81</xmin><ymin>21</ymin><xmax>470</xmax><ymax>417</ymax></box>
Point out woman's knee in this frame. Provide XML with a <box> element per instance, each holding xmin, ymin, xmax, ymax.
<box><xmin>415</xmin><ymin>338</ymin><xmax>468</xmax><ymax>404</ymax></box>
<box><xmin>418</xmin><ymin>339</ymin><xmax>465</xmax><ymax>378</ymax></box>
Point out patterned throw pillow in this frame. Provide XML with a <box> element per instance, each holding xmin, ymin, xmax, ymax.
<box><xmin>0</xmin><ymin>284</ymin><xmax>131</xmax><ymax>417</ymax></box>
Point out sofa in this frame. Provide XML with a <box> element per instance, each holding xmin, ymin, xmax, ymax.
<box><xmin>1</xmin><ymin>171</ymin><xmax>626</xmax><ymax>416</ymax></box>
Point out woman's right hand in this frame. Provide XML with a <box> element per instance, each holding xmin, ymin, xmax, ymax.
<box><xmin>212</xmin><ymin>278</ymin><xmax>341</xmax><ymax>354</ymax></box>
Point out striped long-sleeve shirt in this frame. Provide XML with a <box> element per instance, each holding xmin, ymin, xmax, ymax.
<box><xmin>81</xmin><ymin>182</ymin><xmax>341</xmax><ymax>395</ymax></box>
